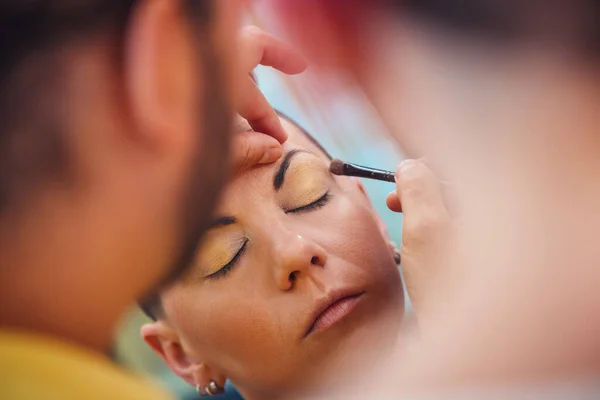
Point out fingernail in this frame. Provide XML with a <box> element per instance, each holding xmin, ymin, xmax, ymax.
<box><xmin>259</xmin><ymin>147</ymin><xmax>283</xmax><ymax>164</ymax></box>
<box><xmin>397</xmin><ymin>159</ymin><xmax>418</xmax><ymax>175</ymax></box>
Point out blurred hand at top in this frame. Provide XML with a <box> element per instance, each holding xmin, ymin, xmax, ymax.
<box><xmin>232</xmin><ymin>26</ymin><xmax>307</xmax><ymax>173</ymax></box>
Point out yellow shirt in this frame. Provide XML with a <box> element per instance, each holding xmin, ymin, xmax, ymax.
<box><xmin>0</xmin><ymin>330</ymin><xmax>174</xmax><ymax>400</ymax></box>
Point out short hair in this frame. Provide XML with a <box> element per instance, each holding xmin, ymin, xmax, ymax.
<box><xmin>139</xmin><ymin>111</ymin><xmax>332</xmax><ymax>321</ymax></box>
<box><xmin>0</xmin><ymin>1</ymin><xmax>214</xmax><ymax>214</ymax></box>
<box><xmin>397</xmin><ymin>0</ymin><xmax>600</xmax><ymax>58</ymax></box>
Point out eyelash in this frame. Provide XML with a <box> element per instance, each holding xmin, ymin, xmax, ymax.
<box><xmin>206</xmin><ymin>239</ymin><xmax>249</xmax><ymax>280</ymax></box>
<box><xmin>206</xmin><ymin>192</ymin><xmax>332</xmax><ymax>281</ymax></box>
<box><xmin>286</xmin><ymin>192</ymin><xmax>332</xmax><ymax>214</ymax></box>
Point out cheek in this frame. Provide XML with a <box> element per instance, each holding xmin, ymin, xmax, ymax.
<box><xmin>163</xmin><ymin>285</ymin><xmax>291</xmax><ymax>373</ymax></box>
<box><xmin>327</xmin><ymin>195</ymin><xmax>389</xmax><ymax>262</ymax></box>
<box><xmin>320</xmin><ymin>193</ymin><xmax>402</xmax><ymax>290</ymax></box>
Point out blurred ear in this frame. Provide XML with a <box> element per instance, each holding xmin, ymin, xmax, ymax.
<box><xmin>124</xmin><ymin>0</ymin><xmax>196</xmax><ymax>153</ymax></box>
<box><xmin>142</xmin><ymin>321</ymin><xmax>198</xmax><ymax>385</ymax></box>
<box><xmin>350</xmin><ymin>177</ymin><xmax>393</xmax><ymax>243</ymax></box>
<box><xmin>142</xmin><ymin>322</ymin><xmax>227</xmax><ymax>390</ymax></box>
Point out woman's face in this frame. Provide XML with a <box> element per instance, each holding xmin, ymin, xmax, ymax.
<box><xmin>149</xmin><ymin>118</ymin><xmax>404</xmax><ymax>397</ymax></box>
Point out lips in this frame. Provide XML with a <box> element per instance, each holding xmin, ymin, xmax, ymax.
<box><xmin>304</xmin><ymin>290</ymin><xmax>365</xmax><ymax>338</ymax></box>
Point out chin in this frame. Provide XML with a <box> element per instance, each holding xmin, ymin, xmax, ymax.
<box><xmin>302</xmin><ymin>310</ymin><xmax>403</xmax><ymax>398</ymax></box>
<box><xmin>355</xmin><ymin>278</ymin><xmax>405</xmax><ymax>355</ymax></box>
<box><xmin>369</xmin><ymin>261</ymin><xmax>405</xmax><ymax>318</ymax></box>
<box><xmin>310</xmin><ymin>288</ymin><xmax>404</xmax><ymax>377</ymax></box>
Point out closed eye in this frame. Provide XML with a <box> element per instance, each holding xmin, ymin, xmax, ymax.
<box><xmin>285</xmin><ymin>192</ymin><xmax>331</xmax><ymax>214</ymax></box>
<box><xmin>206</xmin><ymin>239</ymin><xmax>249</xmax><ymax>280</ymax></box>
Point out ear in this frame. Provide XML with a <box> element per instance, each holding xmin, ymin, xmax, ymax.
<box><xmin>141</xmin><ymin>322</ymin><xmax>228</xmax><ymax>391</ymax></box>
<box><xmin>141</xmin><ymin>321</ymin><xmax>196</xmax><ymax>385</ymax></box>
<box><xmin>349</xmin><ymin>178</ymin><xmax>394</xmax><ymax>246</ymax></box>
<box><xmin>124</xmin><ymin>0</ymin><xmax>196</xmax><ymax>152</ymax></box>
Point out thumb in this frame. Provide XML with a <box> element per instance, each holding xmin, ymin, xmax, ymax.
<box><xmin>230</xmin><ymin>131</ymin><xmax>283</xmax><ymax>174</ymax></box>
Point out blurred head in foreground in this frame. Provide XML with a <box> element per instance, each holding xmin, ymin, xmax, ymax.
<box><xmin>268</xmin><ymin>0</ymin><xmax>599</xmax><ymax>164</ymax></box>
<box><xmin>0</xmin><ymin>0</ymin><xmax>241</xmax><ymax>351</ymax></box>
<box><xmin>140</xmin><ymin>115</ymin><xmax>404</xmax><ymax>399</ymax></box>
<box><xmin>267</xmin><ymin>0</ymin><xmax>600</xmax><ymax>389</ymax></box>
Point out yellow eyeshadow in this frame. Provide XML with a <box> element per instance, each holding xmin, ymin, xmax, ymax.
<box><xmin>196</xmin><ymin>227</ymin><xmax>246</xmax><ymax>275</ymax></box>
<box><xmin>281</xmin><ymin>155</ymin><xmax>330</xmax><ymax>208</ymax></box>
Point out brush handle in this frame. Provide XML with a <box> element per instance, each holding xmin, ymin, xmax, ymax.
<box><xmin>345</xmin><ymin>163</ymin><xmax>396</xmax><ymax>183</ymax></box>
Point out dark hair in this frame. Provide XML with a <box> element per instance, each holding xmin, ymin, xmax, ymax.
<box><xmin>0</xmin><ymin>1</ymin><xmax>213</xmax><ymax>213</ymax></box>
<box><xmin>140</xmin><ymin>291</ymin><xmax>164</xmax><ymax>322</ymax></box>
<box><xmin>397</xmin><ymin>0</ymin><xmax>600</xmax><ymax>57</ymax></box>
<box><xmin>139</xmin><ymin>111</ymin><xmax>332</xmax><ymax>321</ymax></box>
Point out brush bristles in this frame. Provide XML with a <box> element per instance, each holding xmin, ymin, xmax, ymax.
<box><xmin>329</xmin><ymin>159</ymin><xmax>346</xmax><ymax>176</ymax></box>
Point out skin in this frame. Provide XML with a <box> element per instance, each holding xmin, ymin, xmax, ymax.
<box><xmin>0</xmin><ymin>0</ymin><xmax>306</xmax><ymax>355</ymax></box>
<box><xmin>269</xmin><ymin>0</ymin><xmax>600</xmax><ymax>391</ymax></box>
<box><xmin>143</xmin><ymin>117</ymin><xmax>404</xmax><ymax>398</ymax></box>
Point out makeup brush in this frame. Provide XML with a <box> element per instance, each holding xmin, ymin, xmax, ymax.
<box><xmin>329</xmin><ymin>159</ymin><xmax>396</xmax><ymax>183</ymax></box>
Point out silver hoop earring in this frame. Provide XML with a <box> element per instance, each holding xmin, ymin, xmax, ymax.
<box><xmin>197</xmin><ymin>380</ymin><xmax>224</xmax><ymax>397</ymax></box>
<box><xmin>208</xmin><ymin>380</ymin><xmax>225</xmax><ymax>395</ymax></box>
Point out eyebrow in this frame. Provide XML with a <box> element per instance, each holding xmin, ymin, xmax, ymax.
<box><xmin>273</xmin><ymin>149</ymin><xmax>311</xmax><ymax>191</ymax></box>
<box><xmin>209</xmin><ymin>216</ymin><xmax>236</xmax><ymax>229</ymax></box>
<box><xmin>206</xmin><ymin>149</ymin><xmax>317</xmax><ymax>232</ymax></box>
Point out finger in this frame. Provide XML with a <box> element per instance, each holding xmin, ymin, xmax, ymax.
<box><xmin>249</xmin><ymin>70</ymin><xmax>257</xmax><ymax>84</ymax></box>
<box><xmin>238</xmin><ymin>76</ymin><xmax>287</xmax><ymax>143</ymax></box>
<box><xmin>387</xmin><ymin>179</ymin><xmax>454</xmax><ymax>215</ymax></box>
<box><xmin>395</xmin><ymin>159</ymin><xmax>450</xmax><ymax>233</ymax></box>
<box><xmin>235</xmin><ymin>27</ymin><xmax>306</xmax><ymax>141</ymax></box>
<box><xmin>238</xmin><ymin>26</ymin><xmax>308</xmax><ymax>75</ymax></box>
<box><xmin>230</xmin><ymin>131</ymin><xmax>283</xmax><ymax>174</ymax></box>
<box><xmin>388</xmin><ymin>159</ymin><xmax>456</xmax><ymax>216</ymax></box>
<box><xmin>386</xmin><ymin>191</ymin><xmax>402</xmax><ymax>213</ymax></box>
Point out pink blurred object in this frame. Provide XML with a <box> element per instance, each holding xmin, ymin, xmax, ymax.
<box><xmin>261</xmin><ymin>0</ymin><xmax>374</xmax><ymax>72</ymax></box>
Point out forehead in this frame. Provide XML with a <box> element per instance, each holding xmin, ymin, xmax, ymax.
<box><xmin>214</xmin><ymin>117</ymin><xmax>331</xmax><ymax>211</ymax></box>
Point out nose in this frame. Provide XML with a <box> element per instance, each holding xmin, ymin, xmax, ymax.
<box><xmin>272</xmin><ymin>233</ymin><xmax>327</xmax><ymax>291</ymax></box>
